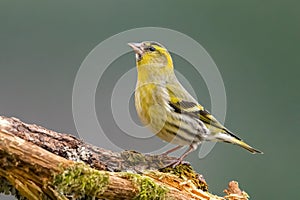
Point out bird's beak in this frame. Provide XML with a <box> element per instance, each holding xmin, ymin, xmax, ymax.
<box><xmin>128</xmin><ymin>42</ymin><xmax>144</xmax><ymax>55</ymax></box>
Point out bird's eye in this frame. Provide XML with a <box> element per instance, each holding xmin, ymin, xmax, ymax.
<box><xmin>148</xmin><ymin>46</ymin><xmax>156</xmax><ymax>52</ymax></box>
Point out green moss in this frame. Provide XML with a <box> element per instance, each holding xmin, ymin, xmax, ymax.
<box><xmin>53</xmin><ymin>163</ymin><xmax>109</xmax><ymax>199</ymax></box>
<box><xmin>122</xmin><ymin>172</ymin><xmax>168</xmax><ymax>200</ymax></box>
<box><xmin>160</xmin><ymin>163</ymin><xmax>208</xmax><ymax>191</ymax></box>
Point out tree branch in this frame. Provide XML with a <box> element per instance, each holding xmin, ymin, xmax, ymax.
<box><xmin>0</xmin><ymin>116</ymin><xmax>249</xmax><ymax>200</ymax></box>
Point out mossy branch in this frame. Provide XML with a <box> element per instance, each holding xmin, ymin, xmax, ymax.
<box><xmin>0</xmin><ymin>116</ymin><xmax>249</xmax><ymax>200</ymax></box>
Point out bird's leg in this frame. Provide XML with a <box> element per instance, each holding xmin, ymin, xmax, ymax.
<box><xmin>170</xmin><ymin>143</ymin><xmax>198</xmax><ymax>167</ymax></box>
<box><xmin>160</xmin><ymin>145</ymin><xmax>183</xmax><ymax>156</ymax></box>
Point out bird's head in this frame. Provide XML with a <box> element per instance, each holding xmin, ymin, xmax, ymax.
<box><xmin>128</xmin><ymin>41</ymin><xmax>173</xmax><ymax>70</ymax></box>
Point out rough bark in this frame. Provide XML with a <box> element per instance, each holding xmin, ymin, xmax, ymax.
<box><xmin>0</xmin><ymin>116</ymin><xmax>249</xmax><ymax>200</ymax></box>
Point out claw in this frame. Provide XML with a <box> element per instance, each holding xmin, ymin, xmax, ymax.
<box><xmin>166</xmin><ymin>159</ymin><xmax>190</xmax><ymax>168</ymax></box>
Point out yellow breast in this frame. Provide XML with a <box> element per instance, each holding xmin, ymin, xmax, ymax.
<box><xmin>134</xmin><ymin>83</ymin><xmax>156</xmax><ymax>126</ymax></box>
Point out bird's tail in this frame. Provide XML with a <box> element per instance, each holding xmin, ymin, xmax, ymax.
<box><xmin>231</xmin><ymin>137</ymin><xmax>263</xmax><ymax>154</ymax></box>
<box><xmin>216</xmin><ymin>132</ymin><xmax>263</xmax><ymax>154</ymax></box>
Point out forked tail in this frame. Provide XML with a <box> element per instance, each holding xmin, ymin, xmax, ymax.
<box><xmin>232</xmin><ymin>138</ymin><xmax>263</xmax><ymax>154</ymax></box>
<box><xmin>217</xmin><ymin>132</ymin><xmax>263</xmax><ymax>154</ymax></box>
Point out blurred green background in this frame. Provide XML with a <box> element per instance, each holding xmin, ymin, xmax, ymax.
<box><xmin>1</xmin><ymin>0</ymin><xmax>299</xmax><ymax>199</ymax></box>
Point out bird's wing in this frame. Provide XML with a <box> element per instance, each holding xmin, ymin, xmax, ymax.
<box><xmin>166</xmin><ymin>84</ymin><xmax>241</xmax><ymax>140</ymax></box>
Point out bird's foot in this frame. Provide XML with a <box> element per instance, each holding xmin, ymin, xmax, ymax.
<box><xmin>166</xmin><ymin>159</ymin><xmax>190</xmax><ymax>168</ymax></box>
<box><xmin>160</xmin><ymin>152</ymin><xmax>169</xmax><ymax>157</ymax></box>
<box><xmin>160</xmin><ymin>145</ymin><xmax>183</xmax><ymax>157</ymax></box>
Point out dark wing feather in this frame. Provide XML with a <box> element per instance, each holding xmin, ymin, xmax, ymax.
<box><xmin>168</xmin><ymin>98</ymin><xmax>241</xmax><ymax>140</ymax></box>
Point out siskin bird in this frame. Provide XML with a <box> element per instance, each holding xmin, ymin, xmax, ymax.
<box><xmin>128</xmin><ymin>41</ymin><xmax>262</xmax><ymax>166</ymax></box>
